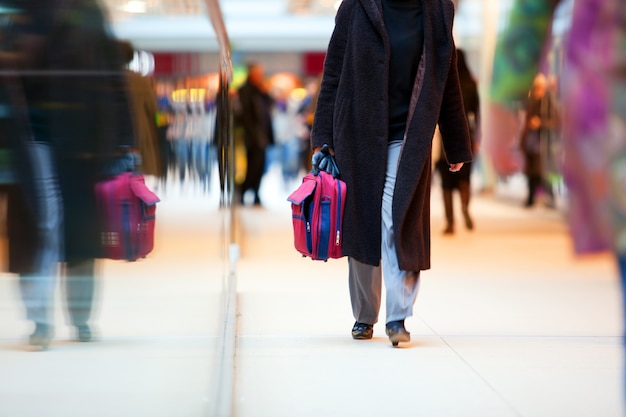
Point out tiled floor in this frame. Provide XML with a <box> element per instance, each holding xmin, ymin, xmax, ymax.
<box><xmin>0</xmin><ymin>182</ymin><xmax>226</xmax><ymax>417</ymax></box>
<box><xmin>234</xmin><ymin>170</ymin><xmax>624</xmax><ymax>417</ymax></box>
<box><xmin>0</xmin><ymin>168</ymin><xmax>623</xmax><ymax>417</ymax></box>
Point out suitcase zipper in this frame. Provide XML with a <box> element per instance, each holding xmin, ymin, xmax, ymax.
<box><xmin>335</xmin><ymin>181</ymin><xmax>342</xmax><ymax>246</ymax></box>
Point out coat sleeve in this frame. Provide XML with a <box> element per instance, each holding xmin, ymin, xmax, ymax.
<box><xmin>438</xmin><ymin>46</ymin><xmax>473</xmax><ymax>164</ymax></box>
<box><xmin>310</xmin><ymin>1</ymin><xmax>351</xmax><ymax>150</ymax></box>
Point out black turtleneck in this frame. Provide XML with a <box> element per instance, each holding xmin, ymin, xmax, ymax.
<box><xmin>382</xmin><ymin>0</ymin><xmax>423</xmax><ymax>142</ymax></box>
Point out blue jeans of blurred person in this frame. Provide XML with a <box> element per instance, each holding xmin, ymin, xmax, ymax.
<box><xmin>19</xmin><ymin>142</ymin><xmax>62</xmax><ymax>347</ymax></box>
<box><xmin>174</xmin><ymin>138</ymin><xmax>191</xmax><ymax>182</ymax></box>
<box><xmin>280</xmin><ymin>138</ymin><xmax>301</xmax><ymax>184</ymax></box>
<box><xmin>191</xmin><ymin>140</ymin><xmax>214</xmax><ymax>191</ymax></box>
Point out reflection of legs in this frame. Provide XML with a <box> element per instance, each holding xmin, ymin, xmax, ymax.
<box><xmin>20</xmin><ymin>142</ymin><xmax>62</xmax><ymax>349</ymax></box>
<box><xmin>20</xmin><ymin>270</ymin><xmax>57</xmax><ymax>349</ymax></box>
<box><xmin>64</xmin><ymin>259</ymin><xmax>96</xmax><ymax>341</ymax></box>
<box><xmin>459</xmin><ymin>180</ymin><xmax>473</xmax><ymax>230</ymax></box>
<box><xmin>442</xmin><ymin>188</ymin><xmax>454</xmax><ymax>234</ymax></box>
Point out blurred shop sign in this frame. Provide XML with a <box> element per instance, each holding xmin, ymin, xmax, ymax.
<box><xmin>303</xmin><ymin>52</ymin><xmax>325</xmax><ymax>76</ymax></box>
<box><xmin>152</xmin><ymin>52</ymin><xmax>214</xmax><ymax>77</ymax></box>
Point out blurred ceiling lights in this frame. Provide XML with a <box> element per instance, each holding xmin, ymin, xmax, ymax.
<box><xmin>103</xmin><ymin>0</ymin><xmax>341</xmax><ymax>51</ymax></box>
<box><xmin>288</xmin><ymin>0</ymin><xmax>341</xmax><ymax>14</ymax></box>
<box><xmin>102</xmin><ymin>0</ymin><xmax>552</xmax><ymax>54</ymax></box>
<box><xmin>103</xmin><ymin>0</ymin><xmax>204</xmax><ymax>20</ymax></box>
<box><xmin>103</xmin><ymin>0</ymin><xmax>340</xmax><ymax>19</ymax></box>
<box><xmin>120</xmin><ymin>1</ymin><xmax>147</xmax><ymax>13</ymax></box>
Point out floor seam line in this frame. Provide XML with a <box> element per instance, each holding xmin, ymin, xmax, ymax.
<box><xmin>419</xmin><ymin>315</ymin><xmax>525</xmax><ymax>417</ymax></box>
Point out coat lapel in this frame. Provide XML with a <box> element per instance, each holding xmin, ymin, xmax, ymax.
<box><xmin>359</xmin><ymin>0</ymin><xmax>387</xmax><ymax>41</ymax></box>
<box><xmin>421</xmin><ymin>0</ymin><xmax>453</xmax><ymax>95</ymax></box>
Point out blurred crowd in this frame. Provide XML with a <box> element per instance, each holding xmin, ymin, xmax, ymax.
<box><xmin>148</xmin><ymin>63</ymin><xmax>320</xmax><ymax>202</ymax></box>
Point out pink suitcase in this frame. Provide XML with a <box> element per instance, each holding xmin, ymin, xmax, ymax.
<box><xmin>95</xmin><ymin>172</ymin><xmax>160</xmax><ymax>261</ymax></box>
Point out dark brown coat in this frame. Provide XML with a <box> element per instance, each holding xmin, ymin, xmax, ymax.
<box><xmin>126</xmin><ymin>70</ymin><xmax>164</xmax><ymax>178</ymax></box>
<box><xmin>311</xmin><ymin>0</ymin><xmax>472</xmax><ymax>271</ymax></box>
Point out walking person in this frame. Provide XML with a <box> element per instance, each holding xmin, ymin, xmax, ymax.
<box><xmin>0</xmin><ymin>0</ymin><xmax>134</xmax><ymax>350</ymax></box>
<box><xmin>119</xmin><ymin>40</ymin><xmax>164</xmax><ymax>180</ymax></box>
<box><xmin>236</xmin><ymin>62</ymin><xmax>274</xmax><ymax>206</ymax></box>
<box><xmin>519</xmin><ymin>73</ymin><xmax>558</xmax><ymax>208</ymax></box>
<box><xmin>435</xmin><ymin>48</ymin><xmax>480</xmax><ymax>234</ymax></box>
<box><xmin>310</xmin><ymin>0</ymin><xmax>473</xmax><ymax>346</ymax></box>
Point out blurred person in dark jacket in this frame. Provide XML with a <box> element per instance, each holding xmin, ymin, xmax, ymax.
<box><xmin>519</xmin><ymin>73</ymin><xmax>558</xmax><ymax>208</ymax></box>
<box><xmin>236</xmin><ymin>62</ymin><xmax>274</xmax><ymax>206</ymax></box>
<box><xmin>310</xmin><ymin>0</ymin><xmax>472</xmax><ymax>346</ymax></box>
<box><xmin>0</xmin><ymin>0</ymin><xmax>134</xmax><ymax>350</ymax></box>
<box><xmin>118</xmin><ymin>40</ymin><xmax>164</xmax><ymax>179</ymax></box>
<box><xmin>435</xmin><ymin>48</ymin><xmax>480</xmax><ymax>234</ymax></box>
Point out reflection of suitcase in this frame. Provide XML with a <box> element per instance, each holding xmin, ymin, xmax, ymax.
<box><xmin>287</xmin><ymin>171</ymin><xmax>346</xmax><ymax>261</ymax></box>
<box><xmin>95</xmin><ymin>172</ymin><xmax>160</xmax><ymax>261</ymax></box>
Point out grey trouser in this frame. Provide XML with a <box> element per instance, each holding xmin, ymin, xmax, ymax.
<box><xmin>348</xmin><ymin>141</ymin><xmax>420</xmax><ymax>325</ymax></box>
<box><xmin>63</xmin><ymin>259</ymin><xmax>96</xmax><ymax>327</ymax></box>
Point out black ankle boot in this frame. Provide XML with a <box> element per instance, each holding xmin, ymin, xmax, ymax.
<box><xmin>385</xmin><ymin>320</ymin><xmax>410</xmax><ymax>347</ymax></box>
<box><xmin>351</xmin><ymin>322</ymin><xmax>373</xmax><ymax>340</ymax></box>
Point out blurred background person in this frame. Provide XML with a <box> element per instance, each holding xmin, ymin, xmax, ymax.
<box><xmin>119</xmin><ymin>40</ymin><xmax>165</xmax><ymax>182</ymax></box>
<box><xmin>435</xmin><ymin>48</ymin><xmax>480</xmax><ymax>234</ymax></box>
<box><xmin>0</xmin><ymin>0</ymin><xmax>134</xmax><ymax>350</ymax></box>
<box><xmin>154</xmin><ymin>80</ymin><xmax>174</xmax><ymax>188</ymax></box>
<box><xmin>519</xmin><ymin>72</ymin><xmax>558</xmax><ymax>208</ymax></box>
<box><xmin>235</xmin><ymin>62</ymin><xmax>274</xmax><ymax>206</ymax></box>
<box><xmin>270</xmin><ymin>84</ymin><xmax>302</xmax><ymax>189</ymax></box>
<box><xmin>295</xmin><ymin>75</ymin><xmax>322</xmax><ymax>174</ymax></box>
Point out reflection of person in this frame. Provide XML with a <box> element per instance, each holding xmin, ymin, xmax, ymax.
<box><xmin>435</xmin><ymin>48</ymin><xmax>480</xmax><ymax>234</ymax></box>
<box><xmin>519</xmin><ymin>73</ymin><xmax>557</xmax><ymax>208</ymax></box>
<box><xmin>0</xmin><ymin>0</ymin><xmax>133</xmax><ymax>350</ymax></box>
<box><xmin>236</xmin><ymin>62</ymin><xmax>274</xmax><ymax>206</ymax></box>
<box><xmin>311</xmin><ymin>0</ymin><xmax>472</xmax><ymax>346</ymax></box>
